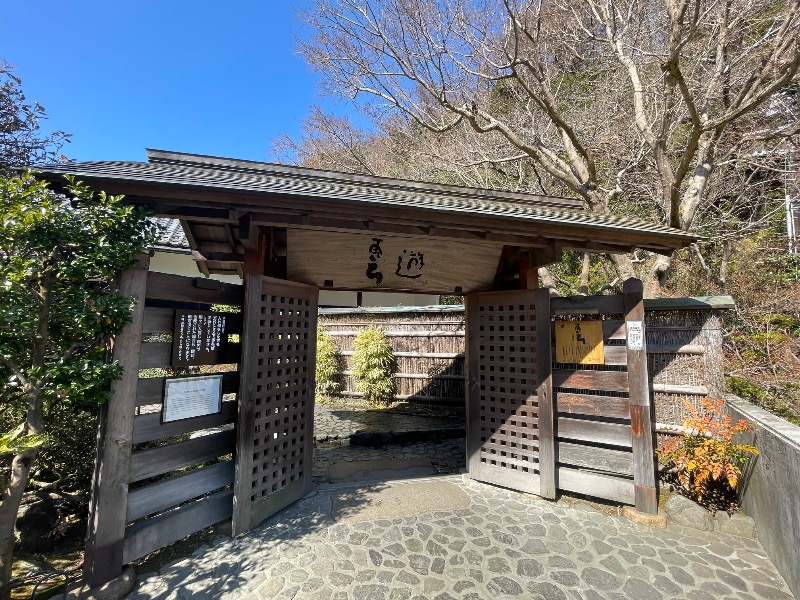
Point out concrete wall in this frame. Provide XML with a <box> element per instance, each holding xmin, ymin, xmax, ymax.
<box><xmin>727</xmin><ymin>395</ymin><xmax>800</xmax><ymax>599</ymax></box>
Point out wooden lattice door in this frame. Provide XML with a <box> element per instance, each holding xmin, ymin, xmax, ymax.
<box><xmin>465</xmin><ymin>288</ymin><xmax>555</xmax><ymax>498</ymax></box>
<box><xmin>232</xmin><ymin>276</ymin><xmax>318</xmax><ymax>535</ymax></box>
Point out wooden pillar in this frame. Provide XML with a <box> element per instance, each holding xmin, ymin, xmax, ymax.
<box><xmin>518</xmin><ymin>252</ymin><xmax>539</xmax><ymax>289</ymax></box>
<box><xmin>534</xmin><ymin>288</ymin><xmax>556</xmax><ymax>499</ymax></box>
<box><xmin>232</xmin><ymin>230</ymin><xmax>267</xmax><ymax>536</ymax></box>
<box><xmin>623</xmin><ymin>278</ymin><xmax>658</xmax><ymax>514</ymax></box>
<box><xmin>464</xmin><ymin>293</ymin><xmax>481</xmax><ymax>478</ymax></box>
<box><xmin>84</xmin><ymin>255</ymin><xmax>150</xmax><ymax>587</ymax></box>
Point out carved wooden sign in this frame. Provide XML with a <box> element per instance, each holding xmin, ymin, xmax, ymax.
<box><xmin>287</xmin><ymin>230</ymin><xmax>499</xmax><ymax>293</ymax></box>
<box><xmin>172</xmin><ymin>310</ymin><xmax>229</xmax><ymax>367</ymax></box>
<box><xmin>555</xmin><ymin>319</ymin><xmax>605</xmax><ymax>365</ymax></box>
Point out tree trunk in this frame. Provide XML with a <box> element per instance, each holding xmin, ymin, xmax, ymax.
<box><xmin>644</xmin><ymin>254</ymin><xmax>675</xmax><ymax>298</ymax></box>
<box><xmin>579</xmin><ymin>253</ymin><xmax>591</xmax><ymax>295</ymax></box>
<box><xmin>0</xmin><ymin>448</ymin><xmax>38</xmax><ymax>600</ymax></box>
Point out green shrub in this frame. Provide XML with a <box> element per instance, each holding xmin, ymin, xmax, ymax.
<box><xmin>316</xmin><ymin>324</ymin><xmax>342</xmax><ymax>399</ymax></box>
<box><xmin>351</xmin><ymin>326</ymin><xmax>396</xmax><ymax>406</ymax></box>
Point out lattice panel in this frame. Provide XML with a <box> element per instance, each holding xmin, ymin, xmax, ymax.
<box><xmin>249</xmin><ymin>293</ymin><xmax>313</xmax><ymax>502</ymax></box>
<box><xmin>477</xmin><ymin>300</ymin><xmax>540</xmax><ymax>475</ymax></box>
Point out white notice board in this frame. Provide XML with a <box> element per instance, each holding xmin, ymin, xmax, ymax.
<box><xmin>162</xmin><ymin>375</ymin><xmax>223</xmax><ymax>423</ymax></box>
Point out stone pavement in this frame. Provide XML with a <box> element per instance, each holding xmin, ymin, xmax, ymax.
<box><xmin>128</xmin><ymin>475</ymin><xmax>793</xmax><ymax>599</ymax></box>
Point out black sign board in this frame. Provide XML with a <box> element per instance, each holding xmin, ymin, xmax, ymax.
<box><xmin>171</xmin><ymin>310</ymin><xmax>230</xmax><ymax>367</ymax></box>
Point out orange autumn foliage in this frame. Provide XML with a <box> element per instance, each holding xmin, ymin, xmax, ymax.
<box><xmin>658</xmin><ymin>398</ymin><xmax>759</xmax><ymax>503</ymax></box>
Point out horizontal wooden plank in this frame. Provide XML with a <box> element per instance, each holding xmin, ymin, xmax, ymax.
<box><xmin>558</xmin><ymin>417</ymin><xmax>632</xmax><ymax>448</ymax></box>
<box><xmin>648</xmin><ymin>344</ymin><xmax>705</xmax><ymax>355</ymax></box>
<box><xmin>136</xmin><ymin>372</ymin><xmax>240</xmax><ymax>407</ymax></box>
<box><xmin>145</xmin><ymin>271</ymin><xmax>243</xmax><ymax>306</ymax></box>
<box><xmin>556</xmin><ymin>393</ymin><xmax>630</xmax><ymax>420</ymax></box>
<box><xmin>132</xmin><ymin>401</ymin><xmax>236</xmax><ymax>444</ymax></box>
<box><xmin>341</xmin><ymin>351</ymin><xmax>464</xmax><ymax>359</ymax></box>
<box><xmin>126</xmin><ymin>460</ymin><xmax>235</xmax><ymax>522</ymax></box>
<box><xmin>123</xmin><ymin>489</ymin><xmax>233</xmax><ymax>563</ymax></box>
<box><xmin>553</xmin><ymin>369</ymin><xmax>629</xmax><ymax>392</ymax></box>
<box><xmin>129</xmin><ymin>429</ymin><xmax>235</xmax><ymax>483</ymax></box>
<box><xmin>550</xmin><ymin>295</ymin><xmax>625</xmax><ymax>315</ymax></box>
<box><xmin>558</xmin><ymin>442</ymin><xmax>633</xmax><ymax>476</ymax></box>
<box><xmin>139</xmin><ymin>341</ymin><xmax>241</xmax><ymax>369</ymax></box>
<box><xmin>471</xmin><ymin>467</ymin><xmax>541</xmax><ymax>495</ymax></box>
<box><xmin>143</xmin><ymin>307</ymin><xmax>174</xmax><ymax>335</ymax></box>
<box><xmin>557</xmin><ymin>467</ymin><xmax>635</xmax><ymax>504</ymax></box>
<box><xmin>644</xmin><ymin>296</ymin><xmax>735</xmax><ymax>310</ymax></box>
<box><xmin>652</xmin><ymin>383</ymin><xmax>708</xmax><ymax>395</ymax></box>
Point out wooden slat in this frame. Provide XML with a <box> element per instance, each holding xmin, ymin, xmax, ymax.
<box><xmin>136</xmin><ymin>372</ymin><xmax>240</xmax><ymax>407</ymax></box>
<box><xmin>557</xmin><ymin>442</ymin><xmax>634</xmax><ymax>476</ymax></box>
<box><xmin>648</xmin><ymin>344</ymin><xmax>705</xmax><ymax>355</ymax></box>
<box><xmin>142</xmin><ymin>307</ymin><xmax>174</xmax><ymax>334</ymax></box>
<box><xmin>132</xmin><ymin>401</ymin><xmax>236</xmax><ymax>444</ymax></box>
<box><xmin>624</xmin><ymin>278</ymin><xmax>658</xmax><ymax>515</ymax></box>
<box><xmin>122</xmin><ymin>490</ymin><xmax>233</xmax><ymax>563</ymax></box>
<box><xmin>465</xmin><ymin>294</ymin><xmax>482</xmax><ymax>480</ymax></box>
<box><xmin>139</xmin><ymin>341</ymin><xmax>241</xmax><ymax>369</ymax></box>
<box><xmin>557</xmin><ymin>467</ymin><xmax>635</xmax><ymax>504</ymax></box>
<box><xmin>129</xmin><ymin>430</ymin><xmax>235</xmax><ymax>483</ymax></box>
<box><xmin>535</xmin><ymin>288</ymin><xmax>556</xmax><ymax>500</ymax></box>
<box><xmin>556</xmin><ymin>392</ymin><xmax>631</xmax><ymax>420</ymax></box>
<box><xmin>652</xmin><ymin>383</ymin><xmax>708</xmax><ymax>395</ymax></box>
<box><xmin>126</xmin><ymin>460</ymin><xmax>235</xmax><ymax>522</ymax></box>
<box><xmin>84</xmin><ymin>256</ymin><xmax>150</xmax><ymax>588</ymax></box>
<box><xmin>145</xmin><ymin>271</ymin><xmax>243</xmax><ymax>306</ymax></box>
<box><xmin>558</xmin><ymin>417</ymin><xmax>632</xmax><ymax>448</ymax></box>
<box><xmin>550</xmin><ymin>295</ymin><xmax>625</xmax><ymax>315</ymax></box>
<box><xmin>553</xmin><ymin>369</ymin><xmax>629</xmax><ymax>392</ymax></box>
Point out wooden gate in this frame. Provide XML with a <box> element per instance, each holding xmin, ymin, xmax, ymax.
<box><xmin>465</xmin><ymin>288</ymin><xmax>555</xmax><ymax>498</ymax></box>
<box><xmin>232</xmin><ymin>276</ymin><xmax>319</xmax><ymax>535</ymax></box>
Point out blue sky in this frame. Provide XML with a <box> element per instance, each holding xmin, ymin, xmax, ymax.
<box><xmin>0</xmin><ymin>1</ymin><xmax>353</xmax><ymax>163</ymax></box>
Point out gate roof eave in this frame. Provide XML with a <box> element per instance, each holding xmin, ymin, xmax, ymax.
<box><xmin>36</xmin><ymin>149</ymin><xmax>699</xmax><ymax>286</ymax></box>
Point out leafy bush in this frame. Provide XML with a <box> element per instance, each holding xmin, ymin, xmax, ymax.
<box><xmin>658</xmin><ymin>397</ymin><xmax>759</xmax><ymax>510</ymax></box>
<box><xmin>351</xmin><ymin>326</ymin><xmax>396</xmax><ymax>406</ymax></box>
<box><xmin>315</xmin><ymin>324</ymin><xmax>342</xmax><ymax>399</ymax></box>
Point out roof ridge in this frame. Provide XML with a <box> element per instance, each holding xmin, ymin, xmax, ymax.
<box><xmin>144</xmin><ymin>149</ymin><xmax>584</xmax><ymax>210</ymax></box>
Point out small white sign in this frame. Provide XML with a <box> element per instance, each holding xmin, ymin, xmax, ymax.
<box><xmin>627</xmin><ymin>321</ymin><xmax>644</xmax><ymax>351</ymax></box>
<box><xmin>163</xmin><ymin>375</ymin><xmax>223</xmax><ymax>423</ymax></box>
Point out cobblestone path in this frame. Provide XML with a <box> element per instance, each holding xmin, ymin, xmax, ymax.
<box><xmin>129</xmin><ymin>476</ymin><xmax>793</xmax><ymax>599</ymax></box>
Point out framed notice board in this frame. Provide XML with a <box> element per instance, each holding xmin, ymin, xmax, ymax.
<box><xmin>555</xmin><ymin>320</ymin><xmax>605</xmax><ymax>365</ymax></box>
<box><xmin>171</xmin><ymin>309</ymin><xmax>230</xmax><ymax>367</ymax></box>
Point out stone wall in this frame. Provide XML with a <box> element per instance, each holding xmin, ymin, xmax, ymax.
<box><xmin>727</xmin><ymin>395</ymin><xmax>800</xmax><ymax>599</ymax></box>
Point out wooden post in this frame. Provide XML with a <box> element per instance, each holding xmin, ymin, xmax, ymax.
<box><xmin>534</xmin><ymin>288</ymin><xmax>556</xmax><ymax>499</ymax></box>
<box><xmin>623</xmin><ymin>278</ymin><xmax>658</xmax><ymax>514</ymax></box>
<box><xmin>464</xmin><ymin>293</ymin><xmax>482</xmax><ymax>478</ymax></box>
<box><xmin>518</xmin><ymin>252</ymin><xmax>539</xmax><ymax>290</ymax></box>
<box><xmin>84</xmin><ymin>255</ymin><xmax>150</xmax><ymax>587</ymax></box>
<box><xmin>232</xmin><ymin>231</ymin><xmax>267</xmax><ymax>536</ymax></box>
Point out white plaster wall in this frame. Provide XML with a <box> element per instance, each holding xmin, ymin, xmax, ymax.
<box><xmin>149</xmin><ymin>251</ymin><xmax>241</xmax><ymax>285</ymax></box>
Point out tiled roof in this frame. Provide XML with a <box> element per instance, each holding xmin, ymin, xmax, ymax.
<box><xmin>152</xmin><ymin>217</ymin><xmax>190</xmax><ymax>252</ymax></box>
<box><xmin>38</xmin><ymin>149</ymin><xmax>698</xmax><ymax>251</ymax></box>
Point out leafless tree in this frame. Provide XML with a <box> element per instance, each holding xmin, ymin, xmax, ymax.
<box><xmin>298</xmin><ymin>0</ymin><xmax>800</xmax><ymax>295</ymax></box>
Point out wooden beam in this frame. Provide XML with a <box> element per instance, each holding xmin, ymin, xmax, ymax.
<box><xmin>623</xmin><ymin>278</ymin><xmax>658</xmax><ymax>515</ymax></box>
<box><xmin>518</xmin><ymin>252</ymin><xmax>538</xmax><ymax>290</ymax></box>
<box><xmin>84</xmin><ymin>255</ymin><xmax>149</xmax><ymax>587</ymax></box>
<box><xmin>181</xmin><ymin>221</ymin><xmax>210</xmax><ymax>277</ymax></box>
<box><xmin>237</xmin><ymin>213</ymin><xmax>258</xmax><ymax>252</ymax></box>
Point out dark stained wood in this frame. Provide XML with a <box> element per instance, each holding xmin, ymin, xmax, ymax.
<box><xmin>138</xmin><ymin>341</ymin><xmax>241</xmax><ymax>369</ymax></box>
<box><xmin>623</xmin><ymin>278</ymin><xmax>658</xmax><ymax>515</ymax></box>
<box><xmin>557</xmin><ymin>442</ymin><xmax>634</xmax><ymax>476</ymax></box>
<box><xmin>557</xmin><ymin>467</ymin><xmax>635</xmax><ymax>504</ymax></box>
<box><xmin>550</xmin><ymin>295</ymin><xmax>625</xmax><ymax>315</ymax></box>
<box><xmin>556</xmin><ymin>392</ymin><xmax>631</xmax><ymax>420</ymax></box>
<box><xmin>464</xmin><ymin>294</ymin><xmax>482</xmax><ymax>479</ymax></box>
<box><xmin>126</xmin><ymin>460</ymin><xmax>235</xmax><ymax>522</ymax></box>
<box><xmin>534</xmin><ymin>288</ymin><xmax>556</xmax><ymax>499</ymax></box>
<box><xmin>123</xmin><ymin>490</ymin><xmax>233</xmax><ymax>564</ymax></box>
<box><xmin>142</xmin><ymin>307</ymin><xmax>174</xmax><ymax>334</ymax></box>
<box><xmin>129</xmin><ymin>429</ymin><xmax>235</xmax><ymax>483</ymax></box>
<box><xmin>552</xmin><ymin>344</ymin><xmax>628</xmax><ymax>366</ymax></box>
<box><xmin>552</xmin><ymin>369</ymin><xmax>629</xmax><ymax>392</ymax></box>
<box><xmin>518</xmin><ymin>252</ymin><xmax>538</xmax><ymax>290</ymax></box>
<box><xmin>132</xmin><ymin>401</ymin><xmax>236</xmax><ymax>444</ymax></box>
<box><xmin>557</xmin><ymin>417</ymin><xmax>633</xmax><ymax>448</ymax></box>
<box><xmin>84</xmin><ymin>255</ymin><xmax>149</xmax><ymax>587</ymax></box>
<box><xmin>136</xmin><ymin>372</ymin><xmax>239</xmax><ymax>407</ymax></box>
<box><xmin>145</xmin><ymin>272</ymin><xmax>243</xmax><ymax>306</ymax></box>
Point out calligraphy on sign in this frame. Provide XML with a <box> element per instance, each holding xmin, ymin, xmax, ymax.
<box><xmin>364</xmin><ymin>237</ymin><xmax>428</xmax><ymax>287</ymax></box>
<box><xmin>171</xmin><ymin>310</ymin><xmax>229</xmax><ymax>367</ymax></box>
<box><xmin>555</xmin><ymin>320</ymin><xmax>605</xmax><ymax>365</ymax></box>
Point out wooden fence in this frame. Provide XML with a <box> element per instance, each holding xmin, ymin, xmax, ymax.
<box><xmin>318</xmin><ymin>297</ymin><xmax>732</xmax><ymax>427</ymax></box>
<box><xmin>84</xmin><ymin>260</ymin><xmax>244</xmax><ymax>586</ymax></box>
